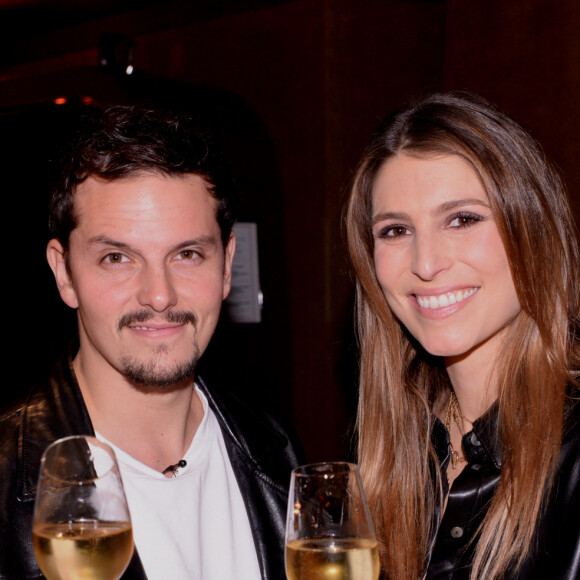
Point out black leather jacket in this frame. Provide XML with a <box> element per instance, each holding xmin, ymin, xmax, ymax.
<box><xmin>427</xmin><ymin>398</ymin><xmax>580</xmax><ymax>579</ymax></box>
<box><xmin>0</xmin><ymin>350</ymin><xmax>303</xmax><ymax>579</ymax></box>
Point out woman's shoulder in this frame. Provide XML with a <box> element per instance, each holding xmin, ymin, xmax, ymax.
<box><xmin>559</xmin><ymin>393</ymin><xmax>580</xmax><ymax>465</ymax></box>
<box><xmin>520</xmin><ymin>392</ymin><xmax>580</xmax><ymax>580</ymax></box>
<box><xmin>564</xmin><ymin>389</ymin><xmax>580</xmax><ymax>437</ymax></box>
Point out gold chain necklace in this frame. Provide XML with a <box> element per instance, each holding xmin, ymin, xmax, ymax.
<box><xmin>445</xmin><ymin>391</ymin><xmax>467</xmax><ymax>469</ymax></box>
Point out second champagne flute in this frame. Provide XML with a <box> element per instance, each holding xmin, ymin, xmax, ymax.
<box><xmin>285</xmin><ymin>461</ymin><xmax>380</xmax><ymax>580</ymax></box>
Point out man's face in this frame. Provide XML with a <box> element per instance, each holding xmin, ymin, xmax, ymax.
<box><xmin>47</xmin><ymin>173</ymin><xmax>235</xmax><ymax>389</ymax></box>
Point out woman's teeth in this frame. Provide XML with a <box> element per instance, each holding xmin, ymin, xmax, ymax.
<box><xmin>416</xmin><ymin>288</ymin><xmax>478</xmax><ymax>309</ymax></box>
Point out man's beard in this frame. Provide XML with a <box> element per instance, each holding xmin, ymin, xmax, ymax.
<box><xmin>117</xmin><ymin>309</ymin><xmax>199</xmax><ymax>388</ymax></box>
<box><xmin>119</xmin><ymin>344</ymin><xmax>200</xmax><ymax>388</ymax></box>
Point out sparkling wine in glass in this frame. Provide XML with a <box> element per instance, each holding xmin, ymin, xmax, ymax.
<box><xmin>32</xmin><ymin>435</ymin><xmax>134</xmax><ymax>580</ymax></box>
<box><xmin>285</xmin><ymin>462</ymin><xmax>380</xmax><ymax>580</ymax></box>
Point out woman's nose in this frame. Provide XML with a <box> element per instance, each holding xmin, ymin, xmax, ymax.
<box><xmin>410</xmin><ymin>233</ymin><xmax>452</xmax><ymax>281</ymax></box>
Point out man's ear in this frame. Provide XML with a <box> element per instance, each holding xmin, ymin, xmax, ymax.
<box><xmin>46</xmin><ymin>239</ymin><xmax>79</xmax><ymax>309</ymax></box>
<box><xmin>222</xmin><ymin>231</ymin><xmax>236</xmax><ymax>300</ymax></box>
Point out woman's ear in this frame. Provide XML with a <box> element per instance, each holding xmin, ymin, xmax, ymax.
<box><xmin>46</xmin><ymin>239</ymin><xmax>79</xmax><ymax>309</ymax></box>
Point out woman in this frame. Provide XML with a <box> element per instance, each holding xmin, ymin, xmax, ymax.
<box><xmin>345</xmin><ymin>91</ymin><xmax>580</xmax><ymax>579</ymax></box>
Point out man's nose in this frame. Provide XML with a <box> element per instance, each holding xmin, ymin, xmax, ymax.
<box><xmin>137</xmin><ymin>264</ymin><xmax>178</xmax><ymax>312</ymax></box>
<box><xmin>410</xmin><ymin>232</ymin><xmax>452</xmax><ymax>281</ymax></box>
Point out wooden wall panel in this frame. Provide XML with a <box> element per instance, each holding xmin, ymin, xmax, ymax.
<box><xmin>0</xmin><ymin>0</ymin><xmax>445</xmax><ymax>460</ymax></box>
<box><xmin>444</xmin><ymin>0</ymin><xmax>580</xmax><ymax>215</ymax></box>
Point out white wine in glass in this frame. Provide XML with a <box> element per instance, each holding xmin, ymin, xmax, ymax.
<box><xmin>32</xmin><ymin>435</ymin><xmax>134</xmax><ymax>580</ymax></box>
<box><xmin>285</xmin><ymin>462</ymin><xmax>380</xmax><ymax>580</ymax></box>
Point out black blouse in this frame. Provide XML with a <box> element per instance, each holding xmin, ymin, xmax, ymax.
<box><xmin>425</xmin><ymin>399</ymin><xmax>580</xmax><ymax>579</ymax></box>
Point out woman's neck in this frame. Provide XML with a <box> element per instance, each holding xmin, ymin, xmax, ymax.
<box><xmin>444</xmin><ymin>336</ymin><xmax>501</xmax><ymax>422</ymax></box>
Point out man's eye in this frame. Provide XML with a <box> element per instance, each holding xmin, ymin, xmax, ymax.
<box><xmin>178</xmin><ymin>249</ymin><xmax>200</xmax><ymax>260</ymax></box>
<box><xmin>103</xmin><ymin>253</ymin><xmax>127</xmax><ymax>264</ymax></box>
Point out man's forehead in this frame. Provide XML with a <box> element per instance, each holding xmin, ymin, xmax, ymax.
<box><xmin>76</xmin><ymin>171</ymin><xmax>212</xmax><ymax>194</ymax></box>
<box><xmin>71</xmin><ymin>173</ymin><xmax>220</xmax><ymax>236</ymax></box>
<box><xmin>74</xmin><ymin>174</ymin><xmax>215</xmax><ymax>211</ymax></box>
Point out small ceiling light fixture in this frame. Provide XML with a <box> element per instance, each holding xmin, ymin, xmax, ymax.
<box><xmin>98</xmin><ymin>33</ymin><xmax>135</xmax><ymax>76</ymax></box>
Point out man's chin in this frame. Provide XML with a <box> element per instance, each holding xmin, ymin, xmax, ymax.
<box><xmin>119</xmin><ymin>357</ymin><xmax>199</xmax><ymax>390</ymax></box>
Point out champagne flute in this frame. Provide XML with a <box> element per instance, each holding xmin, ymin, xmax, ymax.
<box><xmin>32</xmin><ymin>435</ymin><xmax>134</xmax><ymax>580</ymax></box>
<box><xmin>285</xmin><ymin>462</ymin><xmax>380</xmax><ymax>580</ymax></box>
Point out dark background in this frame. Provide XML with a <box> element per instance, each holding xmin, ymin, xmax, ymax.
<box><xmin>1</xmin><ymin>0</ymin><xmax>578</xmax><ymax>462</ymax></box>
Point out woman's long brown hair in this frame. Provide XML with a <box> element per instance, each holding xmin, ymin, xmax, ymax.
<box><xmin>345</xmin><ymin>91</ymin><xmax>580</xmax><ymax>578</ymax></box>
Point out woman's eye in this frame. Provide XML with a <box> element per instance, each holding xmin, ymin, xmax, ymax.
<box><xmin>377</xmin><ymin>225</ymin><xmax>410</xmax><ymax>239</ymax></box>
<box><xmin>448</xmin><ymin>212</ymin><xmax>482</xmax><ymax>228</ymax></box>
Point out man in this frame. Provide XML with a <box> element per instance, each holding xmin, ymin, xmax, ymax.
<box><xmin>0</xmin><ymin>106</ymin><xmax>302</xmax><ymax>579</ymax></box>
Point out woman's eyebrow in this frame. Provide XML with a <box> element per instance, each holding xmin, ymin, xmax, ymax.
<box><xmin>435</xmin><ymin>198</ymin><xmax>490</xmax><ymax>213</ymax></box>
<box><xmin>372</xmin><ymin>199</ymin><xmax>490</xmax><ymax>225</ymax></box>
<box><xmin>372</xmin><ymin>211</ymin><xmax>408</xmax><ymax>225</ymax></box>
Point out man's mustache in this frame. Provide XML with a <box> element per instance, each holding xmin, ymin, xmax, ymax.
<box><xmin>118</xmin><ymin>310</ymin><xmax>197</xmax><ymax>331</ymax></box>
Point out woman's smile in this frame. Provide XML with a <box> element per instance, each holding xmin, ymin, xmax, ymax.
<box><xmin>414</xmin><ymin>287</ymin><xmax>479</xmax><ymax>310</ymax></box>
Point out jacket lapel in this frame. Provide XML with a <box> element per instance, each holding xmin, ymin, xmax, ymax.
<box><xmin>198</xmin><ymin>376</ymin><xmax>300</xmax><ymax>580</ymax></box>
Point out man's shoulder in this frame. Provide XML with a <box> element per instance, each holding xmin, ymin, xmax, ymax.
<box><xmin>0</xmin><ymin>379</ymin><xmax>56</xmax><ymax>463</ymax></box>
<box><xmin>0</xmin><ymin>391</ymin><xmax>30</xmax><ymax>435</ymax></box>
<box><xmin>197</xmin><ymin>375</ymin><xmax>304</xmax><ymax>470</ymax></box>
<box><xmin>198</xmin><ymin>375</ymin><xmax>294</xmax><ymax>434</ymax></box>
<box><xmin>0</xmin><ymin>353</ymin><xmax>92</xmax><ymax>473</ymax></box>
<box><xmin>0</xmin><ymin>391</ymin><xmax>32</xmax><ymax>498</ymax></box>
<box><xmin>0</xmin><ymin>373</ymin><xmax>55</xmax><ymax>430</ymax></box>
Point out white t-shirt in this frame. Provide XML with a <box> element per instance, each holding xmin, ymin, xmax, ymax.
<box><xmin>97</xmin><ymin>387</ymin><xmax>261</xmax><ymax>579</ymax></box>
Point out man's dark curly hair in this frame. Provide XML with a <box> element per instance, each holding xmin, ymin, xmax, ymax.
<box><xmin>49</xmin><ymin>105</ymin><xmax>238</xmax><ymax>249</ymax></box>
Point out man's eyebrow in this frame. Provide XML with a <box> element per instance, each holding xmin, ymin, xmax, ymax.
<box><xmin>170</xmin><ymin>236</ymin><xmax>219</xmax><ymax>253</ymax></box>
<box><xmin>372</xmin><ymin>198</ymin><xmax>490</xmax><ymax>225</ymax></box>
<box><xmin>87</xmin><ymin>235</ymin><xmax>219</xmax><ymax>253</ymax></box>
<box><xmin>87</xmin><ymin>235</ymin><xmax>131</xmax><ymax>250</ymax></box>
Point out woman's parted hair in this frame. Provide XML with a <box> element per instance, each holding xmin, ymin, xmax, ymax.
<box><xmin>346</xmin><ymin>91</ymin><xmax>580</xmax><ymax>578</ymax></box>
<box><xmin>49</xmin><ymin>105</ymin><xmax>238</xmax><ymax>249</ymax></box>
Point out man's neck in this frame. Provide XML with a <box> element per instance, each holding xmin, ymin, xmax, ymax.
<box><xmin>72</xmin><ymin>355</ymin><xmax>205</xmax><ymax>474</ymax></box>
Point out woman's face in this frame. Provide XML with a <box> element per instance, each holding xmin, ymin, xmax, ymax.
<box><xmin>371</xmin><ymin>153</ymin><xmax>521</xmax><ymax>363</ymax></box>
